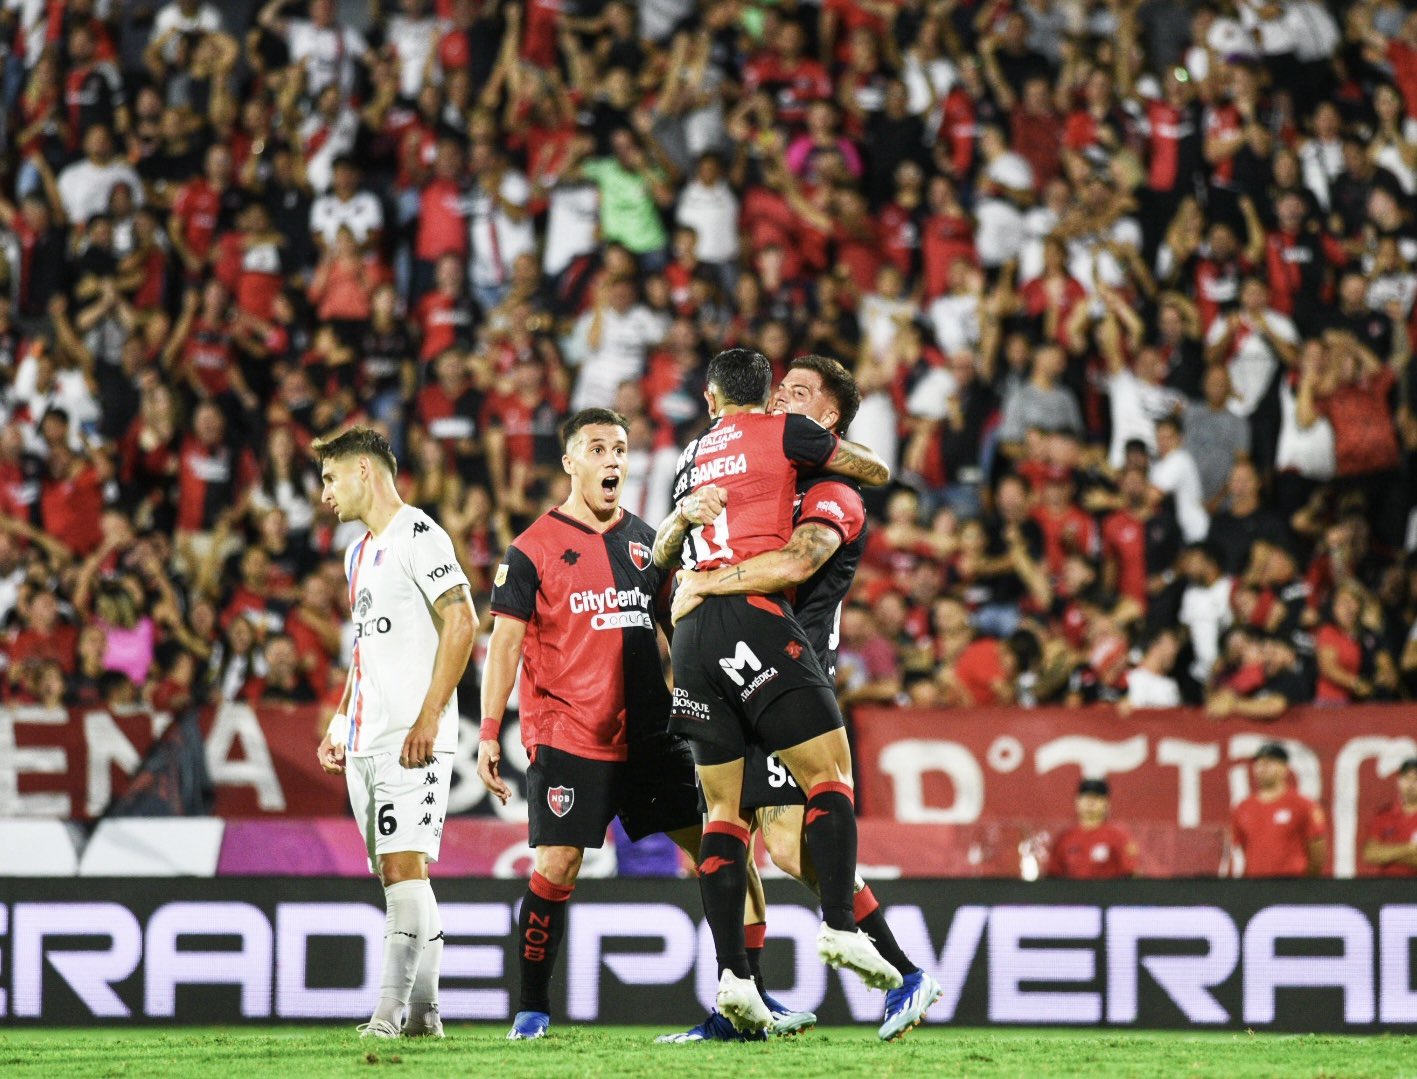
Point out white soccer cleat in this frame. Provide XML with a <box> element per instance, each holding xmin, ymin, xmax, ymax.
<box><xmin>356</xmin><ymin>1017</ymin><xmax>402</xmax><ymax>1039</ymax></box>
<box><xmin>715</xmin><ymin>969</ymin><xmax>772</xmax><ymax>1035</ymax></box>
<box><xmin>403</xmin><ymin>1006</ymin><xmax>445</xmax><ymax>1038</ymax></box>
<box><xmin>816</xmin><ymin>924</ymin><xmax>905</xmax><ymax>991</ymax></box>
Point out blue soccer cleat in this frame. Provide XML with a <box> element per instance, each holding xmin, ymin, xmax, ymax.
<box><xmin>507</xmin><ymin>1010</ymin><xmax>550</xmax><ymax>1040</ymax></box>
<box><xmin>654</xmin><ymin>1010</ymin><xmax>767</xmax><ymax>1043</ymax></box>
<box><xmin>762</xmin><ymin>992</ymin><xmax>817</xmax><ymax>1037</ymax></box>
<box><xmin>879</xmin><ymin>970</ymin><xmax>944</xmax><ymax>1041</ymax></box>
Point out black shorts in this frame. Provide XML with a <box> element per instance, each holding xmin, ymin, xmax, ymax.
<box><xmin>669</xmin><ymin>594</ymin><xmax>842</xmax><ymax>766</ymax></box>
<box><xmin>741</xmin><ymin>744</ymin><xmax>807</xmax><ymax>809</ymax></box>
<box><xmin>526</xmin><ymin>738</ymin><xmax>701</xmax><ymax>849</ymax></box>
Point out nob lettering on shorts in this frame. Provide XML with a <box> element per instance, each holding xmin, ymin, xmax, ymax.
<box><xmin>426</xmin><ymin>563</ymin><xmax>459</xmax><ymax>581</ymax></box>
<box><xmin>718</xmin><ymin>642</ymin><xmax>762</xmax><ymax>687</ymax></box>
<box><xmin>569</xmin><ymin>585</ymin><xmax>652</xmax><ymax>616</ymax></box>
<box><xmin>547</xmin><ymin>786</ymin><xmax>574</xmax><ymax>817</ymax></box>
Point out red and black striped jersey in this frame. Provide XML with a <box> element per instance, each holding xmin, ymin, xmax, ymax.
<box><xmin>670</xmin><ymin>412</ymin><xmax>839</xmax><ymax>572</ymax></box>
<box><xmin>490</xmin><ymin>508</ymin><xmax>669</xmax><ymax>762</ymax></box>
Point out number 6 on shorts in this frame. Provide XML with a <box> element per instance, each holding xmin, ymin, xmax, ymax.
<box><xmin>378</xmin><ymin>803</ymin><xmax>397</xmax><ymax>836</ymax></box>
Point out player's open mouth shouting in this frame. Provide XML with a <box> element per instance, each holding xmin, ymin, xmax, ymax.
<box><xmin>599</xmin><ymin>470</ymin><xmax>621</xmax><ymax>504</ymax></box>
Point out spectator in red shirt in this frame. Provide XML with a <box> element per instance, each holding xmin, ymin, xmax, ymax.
<box><xmin>1300</xmin><ymin>331</ymin><xmax>1405</xmax><ymax>547</ymax></box>
<box><xmin>1231</xmin><ymin>742</ymin><xmax>1327</xmax><ymax>878</ymax></box>
<box><xmin>1362</xmin><ymin>758</ymin><xmax>1417</xmax><ymax>878</ymax></box>
<box><xmin>245</xmin><ymin>633</ymin><xmax>318</xmax><ymax>704</ymax></box>
<box><xmin>1031</xmin><ymin>466</ymin><xmax>1098</xmax><ymax>581</ymax></box>
<box><xmin>39</xmin><ymin>442</ymin><xmax>104</xmax><ymax>557</ymax></box>
<box><xmin>1314</xmin><ymin>581</ymin><xmax>1376</xmax><ymax>705</ymax></box>
<box><xmin>1046</xmin><ymin>778</ymin><xmax>1139</xmax><ymax>880</ymax></box>
<box><xmin>6</xmin><ymin>589</ymin><xmax>77</xmax><ymax>675</ymax></box>
<box><xmin>1009</xmin><ymin>77</ymin><xmax>1063</xmax><ymax>194</ymax></box>
<box><xmin>943</xmin><ymin>629</ymin><xmax>1041</xmax><ymax>707</ymax></box>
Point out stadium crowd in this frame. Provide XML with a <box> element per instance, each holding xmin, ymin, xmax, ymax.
<box><xmin>2</xmin><ymin>0</ymin><xmax>1417</xmax><ymax>727</ymax></box>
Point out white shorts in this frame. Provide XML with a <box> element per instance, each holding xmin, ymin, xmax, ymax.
<box><xmin>345</xmin><ymin>751</ymin><xmax>453</xmax><ymax>875</ymax></box>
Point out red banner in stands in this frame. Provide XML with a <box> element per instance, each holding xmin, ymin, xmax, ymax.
<box><xmin>852</xmin><ymin>706</ymin><xmax>1417</xmax><ymax>878</ymax></box>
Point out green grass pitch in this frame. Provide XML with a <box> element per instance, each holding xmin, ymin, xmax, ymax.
<box><xmin>2</xmin><ymin>1026</ymin><xmax>1417</xmax><ymax>1078</ymax></box>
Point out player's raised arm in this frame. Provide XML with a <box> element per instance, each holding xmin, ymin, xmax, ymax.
<box><xmin>477</xmin><ymin>613</ymin><xmax>526</xmax><ymax>805</ymax></box>
<box><xmin>671</xmin><ymin>521</ymin><xmax>843</xmax><ymax>624</ymax></box>
<box><xmin>651</xmin><ymin>483</ymin><xmax>728</xmax><ymax>568</ymax></box>
<box><xmin>400</xmin><ymin>583</ymin><xmax>478</xmax><ymax>770</ymax></box>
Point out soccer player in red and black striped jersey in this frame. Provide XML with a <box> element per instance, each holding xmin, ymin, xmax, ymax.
<box><xmin>476</xmin><ymin>408</ymin><xmax>709</xmax><ymax>1042</ymax></box>
<box><xmin>652</xmin><ymin>349</ymin><xmax>901</xmax><ymax>1035</ymax></box>
<box><xmin>661</xmin><ymin>355</ymin><xmax>942</xmax><ymax>1043</ymax></box>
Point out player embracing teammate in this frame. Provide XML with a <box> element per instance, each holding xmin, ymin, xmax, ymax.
<box><xmin>660</xmin><ymin>354</ymin><xmax>943</xmax><ymax>1041</ymax></box>
<box><xmin>657</xmin><ymin>354</ymin><xmax>942</xmax><ymax>1042</ymax></box>
<box><xmin>652</xmin><ymin>348</ymin><xmax>916</xmax><ymax>1036</ymax></box>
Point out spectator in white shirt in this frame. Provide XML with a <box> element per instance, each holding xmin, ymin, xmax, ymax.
<box><xmin>57</xmin><ymin>125</ymin><xmax>143</xmax><ymax>227</ymax></box>
<box><xmin>1102</xmin><ymin>335</ymin><xmax>1187</xmax><ymax>469</ymax></box>
<box><xmin>383</xmin><ymin>0</ymin><xmax>440</xmax><ymax>99</ymax></box>
<box><xmin>569</xmin><ymin>276</ymin><xmax>667</xmax><ymax>411</ymax></box>
<box><xmin>1178</xmin><ymin>542</ymin><xmax>1233</xmax><ymax>684</ymax></box>
<box><xmin>467</xmin><ymin>144</ymin><xmax>534</xmax><ymax>313</ymax></box>
<box><xmin>675</xmin><ymin>152</ymin><xmax>740</xmax><ymax>292</ymax></box>
<box><xmin>152</xmin><ymin>0</ymin><xmax>223</xmax><ymax>62</ymax></box>
<box><xmin>1150</xmin><ymin>416</ymin><xmax>1210</xmax><ymax>543</ymax></box>
<box><xmin>1120</xmin><ymin>628</ymin><xmax>1183</xmax><ymax>712</ymax></box>
<box><xmin>259</xmin><ymin>0</ymin><xmax>368</xmax><ymax>101</ymax></box>
<box><xmin>928</xmin><ymin>259</ymin><xmax>983</xmax><ymax>357</ymax></box>
<box><xmin>1203</xmin><ymin>277</ymin><xmax>1299</xmax><ymax>421</ymax></box>
<box><xmin>975</xmin><ymin>126</ymin><xmax>1031</xmax><ymax>269</ymax></box>
<box><xmin>309</xmin><ymin>156</ymin><xmax>384</xmax><ymax>251</ymax></box>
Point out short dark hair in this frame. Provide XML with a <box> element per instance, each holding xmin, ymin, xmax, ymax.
<box><xmin>1157</xmin><ymin>414</ymin><xmax>1183</xmax><ymax>436</ymax></box>
<box><xmin>1006</xmin><ymin>628</ymin><xmax>1041</xmax><ymax>673</ymax></box>
<box><xmin>1254</xmin><ymin>741</ymin><xmax>1289</xmax><ymax>763</ymax></box>
<box><xmin>311</xmin><ymin>425</ymin><xmax>398</xmax><ymax>478</ymax></box>
<box><xmin>560</xmin><ymin>408</ymin><xmax>629</xmax><ymax>451</ymax></box>
<box><xmin>707</xmin><ymin>348</ymin><xmax>772</xmax><ymax>407</ymax></box>
<box><xmin>790</xmin><ymin>354</ymin><xmax>861</xmax><ymax>434</ymax></box>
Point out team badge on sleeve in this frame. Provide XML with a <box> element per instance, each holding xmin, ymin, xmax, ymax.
<box><xmin>628</xmin><ymin>541</ymin><xmax>652</xmax><ymax>571</ymax></box>
<box><xmin>547</xmin><ymin>786</ymin><xmax>575</xmax><ymax>817</ymax></box>
<box><xmin>495</xmin><ymin>564</ymin><xmax>509</xmax><ymax>587</ymax></box>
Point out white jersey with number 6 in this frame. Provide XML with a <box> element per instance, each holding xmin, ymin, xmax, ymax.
<box><xmin>343</xmin><ymin>505</ymin><xmax>470</xmax><ymax>757</ymax></box>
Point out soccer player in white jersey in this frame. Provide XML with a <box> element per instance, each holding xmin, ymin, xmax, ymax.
<box><xmin>314</xmin><ymin>426</ymin><xmax>477</xmax><ymax>1040</ymax></box>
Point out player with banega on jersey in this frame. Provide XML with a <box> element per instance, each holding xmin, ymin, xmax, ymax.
<box><xmin>657</xmin><ymin>354</ymin><xmax>944</xmax><ymax>1043</ymax></box>
<box><xmin>651</xmin><ymin>348</ymin><xmax>901</xmax><ymax>1035</ymax></box>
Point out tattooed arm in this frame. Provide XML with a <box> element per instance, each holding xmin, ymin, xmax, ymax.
<box><xmin>651</xmin><ymin>484</ymin><xmax>727</xmax><ymax>568</ymax></box>
<box><xmin>823</xmin><ymin>437</ymin><xmax>891</xmax><ymax>487</ymax></box>
<box><xmin>671</xmin><ymin>522</ymin><xmax>843</xmax><ymax>624</ymax></box>
<box><xmin>401</xmin><ymin>584</ymin><xmax>478</xmax><ymax>769</ymax></box>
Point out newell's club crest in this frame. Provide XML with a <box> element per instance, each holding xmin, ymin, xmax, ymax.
<box><xmin>628</xmin><ymin>541</ymin><xmax>652</xmax><ymax>571</ymax></box>
<box><xmin>547</xmin><ymin>786</ymin><xmax>574</xmax><ymax>817</ymax></box>
<box><xmin>355</xmin><ymin>588</ymin><xmax>374</xmax><ymax>619</ymax></box>
<box><xmin>784</xmin><ymin>640</ymin><xmax>804</xmax><ymax>660</ymax></box>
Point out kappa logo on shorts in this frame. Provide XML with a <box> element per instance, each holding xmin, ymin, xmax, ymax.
<box><xmin>548</xmin><ymin>786</ymin><xmax>575</xmax><ymax>817</ymax></box>
<box><xmin>627</xmin><ymin>540</ymin><xmax>653</xmax><ymax>571</ymax></box>
<box><xmin>784</xmin><ymin>640</ymin><xmax>804</xmax><ymax>660</ymax></box>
